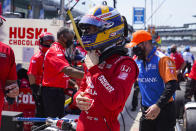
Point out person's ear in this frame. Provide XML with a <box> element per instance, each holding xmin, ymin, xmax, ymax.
<box><xmin>60</xmin><ymin>34</ymin><xmax>67</xmax><ymax>42</ymax></box>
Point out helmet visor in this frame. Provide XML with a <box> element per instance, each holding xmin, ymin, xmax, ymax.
<box><xmin>40</xmin><ymin>43</ymin><xmax>51</xmax><ymax>47</ymax></box>
<box><xmin>42</xmin><ymin>35</ymin><xmax>55</xmax><ymax>42</ymax></box>
<box><xmin>79</xmin><ymin>15</ymin><xmax>109</xmax><ymax>29</ymax></box>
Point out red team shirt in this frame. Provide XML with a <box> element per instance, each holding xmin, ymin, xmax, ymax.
<box><xmin>42</xmin><ymin>42</ymin><xmax>70</xmax><ymax>88</ymax></box>
<box><xmin>74</xmin><ymin>55</ymin><xmax>138</xmax><ymax>131</ymax></box>
<box><xmin>0</xmin><ymin>42</ymin><xmax>17</xmax><ymax>125</ymax></box>
<box><xmin>189</xmin><ymin>61</ymin><xmax>196</xmax><ymax>80</ymax></box>
<box><xmin>170</xmin><ymin>52</ymin><xmax>184</xmax><ymax>70</ymax></box>
<box><xmin>28</xmin><ymin>51</ymin><xmax>45</xmax><ymax>85</ymax></box>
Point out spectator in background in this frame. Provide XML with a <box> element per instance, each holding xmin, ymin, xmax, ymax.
<box><xmin>185</xmin><ymin>60</ymin><xmax>196</xmax><ymax>103</ymax></box>
<box><xmin>126</xmin><ymin>30</ymin><xmax>178</xmax><ymax>131</ymax></box>
<box><xmin>28</xmin><ymin>32</ymin><xmax>55</xmax><ymax>123</ymax></box>
<box><xmin>170</xmin><ymin>44</ymin><xmax>186</xmax><ymax>83</ymax></box>
<box><xmin>42</xmin><ymin>27</ymin><xmax>84</xmax><ymax>118</ymax></box>
<box><xmin>0</xmin><ymin>15</ymin><xmax>19</xmax><ymax>127</ymax></box>
<box><xmin>182</xmin><ymin>46</ymin><xmax>195</xmax><ymax>74</ymax></box>
<box><xmin>166</xmin><ymin>46</ymin><xmax>171</xmax><ymax>56</ymax></box>
<box><xmin>18</xmin><ymin>68</ymin><xmax>30</xmax><ymax>89</ymax></box>
<box><xmin>16</xmin><ymin>63</ymin><xmax>22</xmax><ymax>72</ymax></box>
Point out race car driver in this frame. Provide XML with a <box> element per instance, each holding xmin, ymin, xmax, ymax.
<box><xmin>73</xmin><ymin>5</ymin><xmax>138</xmax><ymax>131</ymax></box>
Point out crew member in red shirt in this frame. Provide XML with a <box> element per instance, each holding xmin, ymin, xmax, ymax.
<box><xmin>73</xmin><ymin>5</ymin><xmax>138</xmax><ymax>131</ymax></box>
<box><xmin>42</xmin><ymin>27</ymin><xmax>84</xmax><ymax>118</ymax></box>
<box><xmin>185</xmin><ymin>61</ymin><xmax>196</xmax><ymax>103</ymax></box>
<box><xmin>28</xmin><ymin>32</ymin><xmax>55</xmax><ymax>120</ymax></box>
<box><xmin>0</xmin><ymin>15</ymin><xmax>19</xmax><ymax>127</ymax></box>
<box><xmin>170</xmin><ymin>45</ymin><xmax>186</xmax><ymax>84</ymax></box>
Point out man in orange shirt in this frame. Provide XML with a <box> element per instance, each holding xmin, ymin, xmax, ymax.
<box><xmin>126</xmin><ymin>30</ymin><xmax>178</xmax><ymax>131</ymax></box>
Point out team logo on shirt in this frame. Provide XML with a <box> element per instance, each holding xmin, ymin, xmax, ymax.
<box><xmin>120</xmin><ymin>65</ymin><xmax>131</xmax><ymax>73</ymax></box>
<box><xmin>118</xmin><ymin>72</ymin><xmax>128</xmax><ymax>80</ymax></box>
<box><xmin>0</xmin><ymin>53</ymin><xmax>6</xmax><ymax>58</ymax></box>
<box><xmin>167</xmin><ymin>60</ymin><xmax>173</xmax><ymax>67</ymax></box>
<box><xmin>146</xmin><ymin>64</ymin><xmax>156</xmax><ymax>71</ymax></box>
<box><xmin>32</xmin><ymin>60</ymin><xmax>36</xmax><ymax>63</ymax></box>
<box><xmin>86</xmin><ymin>76</ymin><xmax>94</xmax><ymax>89</ymax></box>
<box><xmin>167</xmin><ymin>60</ymin><xmax>176</xmax><ymax>69</ymax></box>
<box><xmin>98</xmin><ymin>75</ymin><xmax>114</xmax><ymax>92</ymax></box>
<box><xmin>57</xmin><ymin>54</ymin><xmax>63</xmax><ymax>56</ymax></box>
<box><xmin>138</xmin><ymin>77</ymin><xmax>157</xmax><ymax>83</ymax></box>
<box><xmin>86</xmin><ymin>76</ymin><xmax>97</xmax><ymax>95</ymax></box>
<box><xmin>170</xmin><ymin>69</ymin><xmax>174</xmax><ymax>74</ymax></box>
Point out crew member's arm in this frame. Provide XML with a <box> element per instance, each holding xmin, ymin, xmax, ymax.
<box><xmin>28</xmin><ymin>74</ymin><xmax>36</xmax><ymax>85</ymax></box>
<box><xmin>28</xmin><ymin>74</ymin><xmax>40</xmax><ymax>95</ymax></box>
<box><xmin>156</xmin><ymin>80</ymin><xmax>178</xmax><ymax>108</ymax></box>
<box><xmin>177</xmin><ymin>61</ymin><xmax>186</xmax><ymax>75</ymax></box>
<box><xmin>157</xmin><ymin>57</ymin><xmax>178</xmax><ymax>108</ymax></box>
<box><xmin>61</xmin><ymin>66</ymin><xmax>84</xmax><ymax>79</ymax></box>
<box><xmin>27</xmin><ymin>57</ymin><xmax>40</xmax><ymax>95</ymax></box>
<box><xmin>45</xmin><ymin>49</ymin><xmax>84</xmax><ymax>80</ymax></box>
<box><xmin>5</xmin><ymin>80</ymin><xmax>18</xmax><ymax>98</ymax></box>
<box><xmin>5</xmin><ymin>48</ymin><xmax>19</xmax><ymax>98</ymax></box>
<box><xmin>68</xmin><ymin>79</ymin><xmax>78</xmax><ymax>89</ymax></box>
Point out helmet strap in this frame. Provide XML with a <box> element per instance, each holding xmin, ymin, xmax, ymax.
<box><xmin>99</xmin><ymin>46</ymin><xmax>128</xmax><ymax>64</ymax></box>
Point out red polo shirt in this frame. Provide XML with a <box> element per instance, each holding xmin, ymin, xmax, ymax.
<box><xmin>0</xmin><ymin>42</ymin><xmax>17</xmax><ymax>126</ymax></box>
<box><xmin>189</xmin><ymin>61</ymin><xmax>196</xmax><ymax>80</ymax></box>
<box><xmin>0</xmin><ymin>83</ymin><xmax>3</xmax><ymax>127</ymax></box>
<box><xmin>28</xmin><ymin>51</ymin><xmax>44</xmax><ymax>85</ymax></box>
<box><xmin>42</xmin><ymin>42</ymin><xmax>70</xmax><ymax>89</ymax></box>
<box><xmin>170</xmin><ymin>52</ymin><xmax>184</xmax><ymax>70</ymax></box>
<box><xmin>0</xmin><ymin>42</ymin><xmax>17</xmax><ymax>91</ymax></box>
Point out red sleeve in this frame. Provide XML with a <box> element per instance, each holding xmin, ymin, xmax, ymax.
<box><xmin>179</xmin><ymin>54</ymin><xmax>184</xmax><ymax>65</ymax></box>
<box><xmin>45</xmin><ymin>49</ymin><xmax>70</xmax><ymax>73</ymax></box>
<box><xmin>89</xmin><ymin>59</ymin><xmax>138</xmax><ymax>110</ymax></box>
<box><xmin>28</xmin><ymin>55</ymin><xmax>39</xmax><ymax>76</ymax></box>
<box><xmin>189</xmin><ymin>61</ymin><xmax>196</xmax><ymax>80</ymax></box>
<box><xmin>7</xmin><ymin>48</ymin><xmax>17</xmax><ymax>80</ymax></box>
<box><xmin>73</xmin><ymin>72</ymin><xmax>87</xmax><ymax>106</ymax></box>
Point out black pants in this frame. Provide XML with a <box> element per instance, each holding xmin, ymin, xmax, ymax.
<box><xmin>31</xmin><ymin>86</ymin><xmax>45</xmax><ymax>126</ymax></box>
<box><xmin>185</xmin><ymin>79</ymin><xmax>196</xmax><ymax>102</ymax></box>
<box><xmin>139</xmin><ymin>102</ymin><xmax>176</xmax><ymax>131</ymax></box>
<box><xmin>42</xmin><ymin>87</ymin><xmax>65</xmax><ymax>118</ymax></box>
<box><xmin>182</xmin><ymin>62</ymin><xmax>192</xmax><ymax>74</ymax></box>
<box><xmin>32</xmin><ymin>88</ymin><xmax>45</xmax><ymax>118</ymax></box>
<box><xmin>132</xmin><ymin>81</ymin><xmax>140</xmax><ymax>108</ymax></box>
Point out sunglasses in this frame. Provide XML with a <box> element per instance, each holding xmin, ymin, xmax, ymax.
<box><xmin>132</xmin><ymin>42</ymin><xmax>145</xmax><ymax>52</ymax></box>
<box><xmin>136</xmin><ymin>42</ymin><xmax>145</xmax><ymax>47</ymax></box>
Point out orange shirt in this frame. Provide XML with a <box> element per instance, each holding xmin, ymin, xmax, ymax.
<box><xmin>159</xmin><ymin>56</ymin><xmax>177</xmax><ymax>83</ymax></box>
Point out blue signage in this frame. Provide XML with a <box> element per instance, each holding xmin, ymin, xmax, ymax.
<box><xmin>133</xmin><ymin>7</ymin><xmax>145</xmax><ymax>24</ymax></box>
